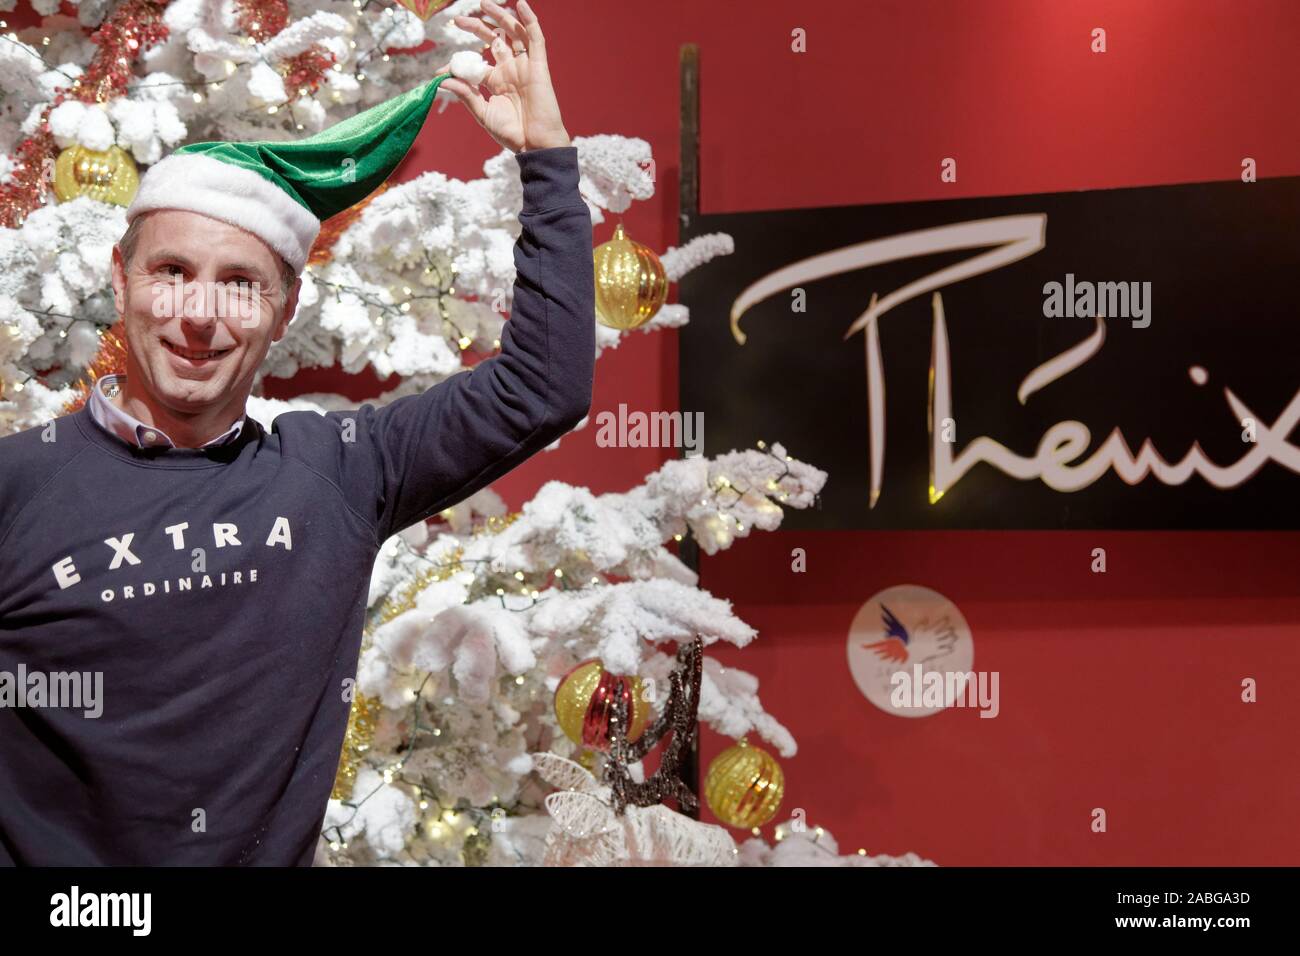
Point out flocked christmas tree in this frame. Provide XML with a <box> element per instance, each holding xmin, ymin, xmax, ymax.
<box><xmin>0</xmin><ymin>0</ymin><xmax>933</xmax><ymax>866</ymax></box>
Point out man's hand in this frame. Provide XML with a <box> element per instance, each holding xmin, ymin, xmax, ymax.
<box><xmin>439</xmin><ymin>0</ymin><xmax>571</xmax><ymax>154</ymax></box>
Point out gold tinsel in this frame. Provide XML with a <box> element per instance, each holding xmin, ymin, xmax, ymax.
<box><xmin>331</xmin><ymin>690</ymin><xmax>381</xmax><ymax>800</ymax></box>
<box><xmin>479</xmin><ymin>511</ymin><xmax>522</xmax><ymax>536</ymax></box>
<box><xmin>327</xmin><ymin>513</ymin><xmax>527</xmax><ymax>817</ymax></box>
<box><xmin>0</xmin><ymin>324</ymin><xmax>20</xmax><ymax>401</ymax></box>
<box><xmin>576</xmin><ymin>748</ymin><xmax>600</xmax><ymax>773</ymax></box>
<box><xmin>306</xmin><ymin>183</ymin><xmax>388</xmax><ymax>268</ymax></box>
<box><xmin>460</xmin><ymin>827</ymin><xmax>491</xmax><ymax>867</ymax></box>
<box><xmin>331</xmin><ymin>544</ymin><xmax>466</xmax><ymax>799</ymax></box>
<box><xmin>373</xmin><ymin>546</ymin><xmax>465</xmax><ymax>629</ymax></box>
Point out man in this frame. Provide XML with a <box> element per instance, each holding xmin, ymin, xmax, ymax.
<box><xmin>0</xmin><ymin>0</ymin><xmax>594</xmax><ymax>865</ymax></box>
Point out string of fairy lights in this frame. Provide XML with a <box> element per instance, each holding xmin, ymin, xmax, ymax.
<box><xmin>699</xmin><ymin>440</ymin><xmax>818</xmax><ymax>537</ymax></box>
<box><xmin>322</xmin><ymin>442</ymin><xmax>820</xmax><ymax>862</ymax></box>
<box><xmin>0</xmin><ymin>25</ymin><xmax>83</xmax><ymax>84</ymax></box>
<box><xmin>326</xmin><ymin>529</ymin><xmax>543</xmax><ymax>861</ymax></box>
<box><xmin>305</xmin><ymin>253</ymin><xmax>501</xmax><ymax>357</ymax></box>
<box><xmin>0</xmin><ymin>6</ymin><xmax>514</xmax><ymax>403</ymax></box>
<box><xmin>2</xmin><ymin>1</ymin><xmax>449</xmax><ymax>136</ymax></box>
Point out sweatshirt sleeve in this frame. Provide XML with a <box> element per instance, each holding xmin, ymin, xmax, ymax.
<box><xmin>303</xmin><ymin>145</ymin><xmax>595</xmax><ymax>544</ymax></box>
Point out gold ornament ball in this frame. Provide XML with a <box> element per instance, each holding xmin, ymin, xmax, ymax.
<box><xmin>704</xmin><ymin>737</ymin><xmax>785</xmax><ymax>829</ymax></box>
<box><xmin>593</xmin><ymin>222</ymin><xmax>668</xmax><ymax>331</ymax></box>
<box><xmin>54</xmin><ymin>145</ymin><xmax>139</xmax><ymax>206</ymax></box>
<box><xmin>554</xmin><ymin>658</ymin><xmax>651</xmax><ymax>752</ymax></box>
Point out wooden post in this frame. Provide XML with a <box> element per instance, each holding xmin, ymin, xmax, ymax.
<box><xmin>676</xmin><ymin>42</ymin><xmax>702</xmax><ymax>819</ymax></box>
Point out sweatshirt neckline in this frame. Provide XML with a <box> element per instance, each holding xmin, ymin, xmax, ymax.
<box><xmin>73</xmin><ymin>400</ymin><xmax>261</xmax><ymax>468</ymax></box>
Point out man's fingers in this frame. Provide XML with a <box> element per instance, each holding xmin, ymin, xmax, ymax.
<box><xmin>453</xmin><ymin>11</ymin><xmax>514</xmax><ymax>49</ymax></box>
<box><xmin>451</xmin><ymin>19</ymin><xmax>506</xmax><ymax>70</ymax></box>
<box><xmin>481</xmin><ymin>1</ymin><xmax>528</xmax><ymax>47</ymax></box>
<box><xmin>454</xmin><ymin>5</ymin><xmax>547</xmax><ymax>70</ymax></box>
<box><xmin>452</xmin><ymin>14</ymin><xmax>497</xmax><ymax>46</ymax></box>
<box><xmin>439</xmin><ymin>78</ymin><xmax>489</xmax><ymax>126</ymax></box>
<box><xmin>516</xmin><ymin>1</ymin><xmax>546</xmax><ymax>48</ymax></box>
<box><xmin>514</xmin><ymin>1</ymin><xmax>547</xmax><ymax>69</ymax></box>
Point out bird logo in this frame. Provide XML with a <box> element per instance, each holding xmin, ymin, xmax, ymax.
<box><xmin>847</xmin><ymin>585</ymin><xmax>974</xmax><ymax>718</ymax></box>
<box><xmin>861</xmin><ymin>603</ymin><xmax>910</xmax><ymax>662</ymax></box>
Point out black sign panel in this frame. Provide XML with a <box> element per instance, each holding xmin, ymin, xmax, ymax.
<box><xmin>679</xmin><ymin>177</ymin><xmax>1300</xmax><ymax>529</ymax></box>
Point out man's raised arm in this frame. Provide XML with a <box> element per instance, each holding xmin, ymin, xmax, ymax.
<box><xmin>347</xmin><ymin>144</ymin><xmax>594</xmax><ymax>541</ymax></box>
<box><xmin>272</xmin><ymin>1</ymin><xmax>595</xmax><ymax>544</ymax></box>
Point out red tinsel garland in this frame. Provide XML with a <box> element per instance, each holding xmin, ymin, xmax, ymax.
<box><xmin>0</xmin><ymin>125</ymin><xmax>58</xmax><ymax>229</ymax></box>
<box><xmin>0</xmin><ymin>0</ymin><xmax>171</xmax><ymax>228</ymax></box>
<box><xmin>1</xmin><ymin>0</ymin><xmax>348</xmax><ymax>228</ymax></box>
<box><xmin>282</xmin><ymin>47</ymin><xmax>337</xmax><ymax>100</ymax></box>
<box><xmin>233</xmin><ymin>0</ymin><xmax>289</xmax><ymax>45</ymax></box>
<box><xmin>61</xmin><ymin>319</ymin><xmax>129</xmax><ymax>415</ymax></box>
<box><xmin>236</xmin><ymin>0</ymin><xmax>334</xmax><ymax>101</ymax></box>
<box><xmin>73</xmin><ymin>0</ymin><xmax>171</xmax><ymax>105</ymax></box>
<box><xmin>307</xmin><ymin>182</ymin><xmax>389</xmax><ymax>266</ymax></box>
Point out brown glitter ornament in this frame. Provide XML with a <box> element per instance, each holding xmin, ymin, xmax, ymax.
<box><xmin>603</xmin><ymin>638</ymin><xmax>703</xmax><ymax>816</ymax></box>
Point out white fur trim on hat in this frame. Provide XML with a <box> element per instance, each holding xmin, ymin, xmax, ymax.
<box><xmin>125</xmin><ymin>152</ymin><xmax>321</xmax><ymax>274</ymax></box>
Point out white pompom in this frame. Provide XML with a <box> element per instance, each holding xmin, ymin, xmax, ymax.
<box><xmin>449</xmin><ymin>51</ymin><xmax>491</xmax><ymax>86</ymax></box>
<box><xmin>47</xmin><ymin>101</ymin><xmax>87</xmax><ymax>146</ymax></box>
<box><xmin>248</xmin><ymin>61</ymin><xmax>288</xmax><ymax>105</ymax></box>
<box><xmin>65</xmin><ymin>321</ymin><xmax>103</xmax><ymax>368</ymax></box>
<box><xmin>77</xmin><ymin>106</ymin><xmax>116</xmax><ymax>153</ymax></box>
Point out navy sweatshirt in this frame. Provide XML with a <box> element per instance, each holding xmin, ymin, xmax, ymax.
<box><xmin>0</xmin><ymin>145</ymin><xmax>595</xmax><ymax>865</ymax></box>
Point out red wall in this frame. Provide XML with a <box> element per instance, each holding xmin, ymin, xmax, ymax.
<box><xmin>468</xmin><ymin>0</ymin><xmax>1298</xmax><ymax>865</ymax></box>
<box><xmin>18</xmin><ymin>0</ymin><xmax>1299</xmax><ymax>863</ymax></box>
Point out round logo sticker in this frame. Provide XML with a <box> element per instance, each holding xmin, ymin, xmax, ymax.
<box><xmin>846</xmin><ymin>584</ymin><xmax>974</xmax><ymax>718</ymax></box>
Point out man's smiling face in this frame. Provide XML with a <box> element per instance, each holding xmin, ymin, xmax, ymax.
<box><xmin>111</xmin><ymin>208</ymin><xmax>301</xmax><ymax>418</ymax></box>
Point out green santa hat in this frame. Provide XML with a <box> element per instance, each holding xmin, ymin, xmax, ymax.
<box><xmin>124</xmin><ymin>74</ymin><xmax>453</xmax><ymax>276</ymax></box>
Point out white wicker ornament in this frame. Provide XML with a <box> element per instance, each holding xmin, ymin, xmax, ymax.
<box><xmin>532</xmin><ymin>752</ymin><xmax>737</xmax><ymax>867</ymax></box>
